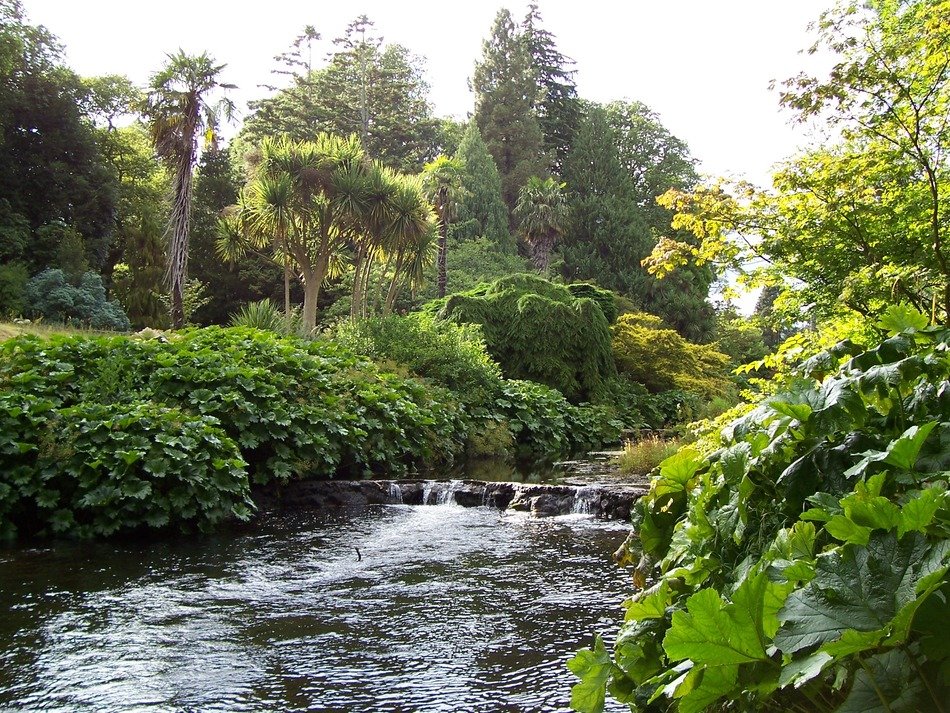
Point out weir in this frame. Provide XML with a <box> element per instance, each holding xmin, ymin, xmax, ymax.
<box><xmin>254</xmin><ymin>478</ymin><xmax>648</xmax><ymax>520</ymax></box>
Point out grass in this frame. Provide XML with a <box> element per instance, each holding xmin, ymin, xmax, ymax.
<box><xmin>617</xmin><ymin>435</ymin><xmax>681</xmax><ymax>475</ymax></box>
<box><xmin>0</xmin><ymin>321</ymin><xmax>121</xmax><ymax>342</ymax></box>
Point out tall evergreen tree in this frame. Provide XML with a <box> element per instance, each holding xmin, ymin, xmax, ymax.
<box><xmin>451</xmin><ymin>122</ymin><xmax>512</xmax><ymax>251</ymax></box>
<box><xmin>563</xmin><ymin>103</ymin><xmax>715</xmax><ymax>341</ymax></box>
<box><xmin>471</xmin><ymin>9</ymin><xmax>546</xmax><ymax>220</ymax></box>
<box><xmin>242</xmin><ymin>19</ymin><xmax>440</xmax><ymax>173</ymax></box>
<box><xmin>522</xmin><ymin>3</ymin><xmax>580</xmax><ymax>176</ymax></box>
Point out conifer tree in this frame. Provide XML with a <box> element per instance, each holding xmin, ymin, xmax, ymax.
<box><xmin>471</xmin><ymin>9</ymin><xmax>546</xmax><ymax>220</ymax></box>
<box><xmin>451</xmin><ymin>122</ymin><xmax>512</xmax><ymax>252</ymax></box>
<box><xmin>522</xmin><ymin>3</ymin><xmax>580</xmax><ymax>176</ymax></box>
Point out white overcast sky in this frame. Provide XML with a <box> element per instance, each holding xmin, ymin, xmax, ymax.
<box><xmin>25</xmin><ymin>0</ymin><xmax>832</xmax><ymax>187</ymax></box>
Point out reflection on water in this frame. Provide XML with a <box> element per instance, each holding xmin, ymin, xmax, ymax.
<box><xmin>0</xmin><ymin>505</ymin><xmax>631</xmax><ymax>712</ymax></box>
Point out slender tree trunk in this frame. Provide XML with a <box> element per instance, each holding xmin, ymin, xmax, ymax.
<box><xmin>351</xmin><ymin>245</ymin><xmax>366</xmax><ymax>320</ymax></box>
<box><xmin>167</xmin><ymin>147</ymin><xmax>195</xmax><ymax>329</ymax></box>
<box><xmin>302</xmin><ymin>271</ymin><xmax>320</xmax><ymax>332</ymax></box>
<box><xmin>283</xmin><ymin>254</ymin><xmax>291</xmax><ymax>320</ymax></box>
<box><xmin>437</xmin><ymin>217</ymin><xmax>448</xmax><ymax>298</ymax></box>
<box><xmin>384</xmin><ymin>252</ymin><xmax>405</xmax><ymax>314</ymax></box>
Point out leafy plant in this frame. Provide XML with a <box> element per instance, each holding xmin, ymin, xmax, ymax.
<box><xmin>571</xmin><ymin>306</ymin><xmax>950</xmax><ymax>712</ymax></box>
<box><xmin>230</xmin><ymin>298</ymin><xmax>302</xmax><ymax>335</ymax></box>
<box><xmin>617</xmin><ymin>436</ymin><xmax>681</xmax><ymax>476</ymax></box>
<box><xmin>23</xmin><ymin>269</ymin><xmax>131</xmax><ymax>331</ymax></box>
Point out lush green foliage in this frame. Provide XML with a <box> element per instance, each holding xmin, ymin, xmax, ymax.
<box><xmin>437</xmin><ymin>274</ymin><xmax>616</xmax><ymax>402</ymax></box>
<box><xmin>612</xmin><ymin>312</ymin><xmax>731</xmax><ymax>397</ymax></box>
<box><xmin>229</xmin><ymin>299</ymin><xmax>302</xmax><ymax>335</ymax></box>
<box><xmin>332</xmin><ymin>313</ymin><xmax>622</xmax><ymax>459</ymax></box>
<box><xmin>0</xmin><ymin>396</ymin><xmax>251</xmax><ymax>538</ymax></box>
<box><xmin>0</xmin><ymin>328</ymin><xmax>475</xmax><ymax>538</ymax></box>
<box><xmin>563</xmin><ymin>102</ymin><xmax>715</xmax><ymax>342</ymax></box>
<box><xmin>571</xmin><ymin>308</ymin><xmax>950</xmax><ymax>712</ymax></box>
<box><xmin>451</xmin><ymin>122</ymin><xmax>512</xmax><ymax>250</ymax></box>
<box><xmin>23</xmin><ymin>269</ymin><xmax>131</xmax><ymax>330</ymax></box>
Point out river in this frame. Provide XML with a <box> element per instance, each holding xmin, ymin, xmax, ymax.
<box><xmin>0</xmin><ymin>502</ymin><xmax>632</xmax><ymax>712</ymax></box>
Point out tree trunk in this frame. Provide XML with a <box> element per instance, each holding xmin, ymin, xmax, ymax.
<box><xmin>437</xmin><ymin>218</ymin><xmax>448</xmax><ymax>298</ymax></box>
<box><xmin>531</xmin><ymin>233</ymin><xmax>553</xmax><ymax>275</ymax></box>
<box><xmin>302</xmin><ymin>270</ymin><xmax>320</xmax><ymax>331</ymax></box>
<box><xmin>283</xmin><ymin>254</ymin><xmax>291</xmax><ymax>321</ymax></box>
<box><xmin>167</xmin><ymin>149</ymin><xmax>195</xmax><ymax>329</ymax></box>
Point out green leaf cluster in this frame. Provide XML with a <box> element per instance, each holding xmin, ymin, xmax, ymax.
<box><xmin>571</xmin><ymin>307</ymin><xmax>950</xmax><ymax>712</ymax></box>
<box><xmin>436</xmin><ymin>274</ymin><xmax>616</xmax><ymax>403</ymax></box>
<box><xmin>0</xmin><ymin>326</ymin><xmax>474</xmax><ymax>537</ymax></box>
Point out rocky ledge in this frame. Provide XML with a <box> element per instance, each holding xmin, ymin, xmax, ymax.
<box><xmin>253</xmin><ymin>478</ymin><xmax>647</xmax><ymax>521</ymax></box>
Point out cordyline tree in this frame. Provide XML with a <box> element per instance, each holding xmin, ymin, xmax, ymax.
<box><xmin>422</xmin><ymin>155</ymin><xmax>465</xmax><ymax>298</ymax></box>
<box><xmin>144</xmin><ymin>50</ymin><xmax>234</xmax><ymax>328</ymax></box>
<box><xmin>644</xmin><ymin>0</ymin><xmax>950</xmax><ymax>326</ymax></box>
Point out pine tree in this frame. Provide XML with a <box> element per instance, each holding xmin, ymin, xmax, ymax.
<box><xmin>451</xmin><ymin>122</ymin><xmax>512</xmax><ymax>252</ymax></box>
<box><xmin>522</xmin><ymin>3</ymin><xmax>580</xmax><ymax>176</ymax></box>
<box><xmin>471</xmin><ymin>9</ymin><xmax>546</xmax><ymax>221</ymax></box>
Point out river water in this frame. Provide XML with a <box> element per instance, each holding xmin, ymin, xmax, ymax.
<box><xmin>0</xmin><ymin>503</ymin><xmax>632</xmax><ymax>712</ymax></box>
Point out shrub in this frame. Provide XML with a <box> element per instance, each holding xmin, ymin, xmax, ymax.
<box><xmin>0</xmin><ymin>395</ymin><xmax>251</xmax><ymax>539</ymax></box>
<box><xmin>23</xmin><ymin>269</ymin><xmax>130</xmax><ymax>330</ymax></box>
<box><xmin>332</xmin><ymin>313</ymin><xmax>504</xmax><ymax>405</ymax></box>
<box><xmin>611</xmin><ymin>311</ymin><xmax>731</xmax><ymax>396</ymax></box>
<box><xmin>230</xmin><ymin>298</ymin><xmax>303</xmax><ymax>335</ymax></box>
<box><xmin>0</xmin><ymin>328</ymin><xmax>469</xmax><ymax>493</ymax></box>
<box><xmin>616</xmin><ymin>435</ymin><xmax>681</xmax><ymax>475</ymax></box>
<box><xmin>571</xmin><ymin>307</ymin><xmax>950</xmax><ymax>712</ymax></box>
<box><xmin>436</xmin><ymin>274</ymin><xmax>616</xmax><ymax>402</ymax></box>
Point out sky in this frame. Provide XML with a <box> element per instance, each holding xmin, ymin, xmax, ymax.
<box><xmin>23</xmin><ymin>0</ymin><xmax>833</xmax><ymax>188</ymax></box>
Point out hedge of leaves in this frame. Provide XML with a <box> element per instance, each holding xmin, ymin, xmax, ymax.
<box><xmin>570</xmin><ymin>308</ymin><xmax>950</xmax><ymax>712</ymax></box>
<box><xmin>0</xmin><ymin>328</ymin><xmax>469</xmax><ymax>538</ymax></box>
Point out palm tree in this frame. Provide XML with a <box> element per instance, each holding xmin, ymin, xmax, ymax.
<box><xmin>382</xmin><ymin>175</ymin><xmax>438</xmax><ymax>313</ymax></box>
<box><xmin>515</xmin><ymin>176</ymin><xmax>568</xmax><ymax>274</ymax></box>
<box><xmin>144</xmin><ymin>51</ymin><xmax>234</xmax><ymax>328</ymax></box>
<box><xmin>421</xmin><ymin>155</ymin><xmax>465</xmax><ymax>298</ymax></box>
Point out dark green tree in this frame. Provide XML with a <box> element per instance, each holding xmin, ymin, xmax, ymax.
<box><xmin>451</xmin><ymin>122</ymin><xmax>512</xmax><ymax>251</ymax></box>
<box><xmin>189</xmin><ymin>145</ymin><xmax>285</xmax><ymax>324</ymax></box>
<box><xmin>471</xmin><ymin>9</ymin><xmax>546</xmax><ymax>219</ymax></box>
<box><xmin>562</xmin><ymin>104</ymin><xmax>714</xmax><ymax>341</ymax></box>
<box><xmin>0</xmin><ymin>0</ymin><xmax>116</xmax><ymax>273</ymax></box>
<box><xmin>242</xmin><ymin>19</ymin><xmax>440</xmax><ymax>173</ymax></box>
<box><xmin>522</xmin><ymin>2</ymin><xmax>580</xmax><ymax>175</ymax></box>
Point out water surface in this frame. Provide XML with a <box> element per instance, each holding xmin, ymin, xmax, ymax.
<box><xmin>0</xmin><ymin>504</ymin><xmax>631</xmax><ymax>712</ymax></box>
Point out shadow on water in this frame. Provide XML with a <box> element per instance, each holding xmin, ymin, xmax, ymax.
<box><xmin>0</xmin><ymin>503</ymin><xmax>632</xmax><ymax>712</ymax></box>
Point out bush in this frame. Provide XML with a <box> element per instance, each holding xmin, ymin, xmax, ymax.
<box><xmin>332</xmin><ymin>313</ymin><xmax>503</xmax><ymax>405</ymax></box>
<box><xmin>571</xmin><ymin>307</ymin><xmax>950</xmax><ymax>712</ymax></box>
<box><xmin>0</xmin><ymin>328</ymin><xmax>469</xmax><ymax>496</ymax></box>
<box><xmin>611</xmin><ymin>311</ymin><xmax>731</xmax><ymax>396</ymax></box>
<box><xmin>230</xmin><ymin>298</ymin><xmax>303</xmax><ymax>335</ymax></box>
<box><xmin>436</xmin><ymin>274</ymin><xmax>616</xmax><ymax>402</ymax></box>
<box><xmin>616</xmin><ymin>435</ymin><xmax>681</xmax><ymax>475</ymax></box>
<box><xmin>23</xmin><ymin>269</ymin><xmax>131</xmax><ymax>330</ymax></box>
<box><xmin>0</xmin><ymin>395</ymin><xmax>251</xmax><ymax>539</ymax></box>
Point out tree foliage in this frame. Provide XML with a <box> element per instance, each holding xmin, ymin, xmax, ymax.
<box><xmin>571</xmin><ymin>306</ymin><xmax>950</xmax><ymax>712</ymax></box>
<box><xmin>241</xmin><ymin>19</ymin><xmax>441</xmax><ymax>173</ymax></box>
<box><xmin>450</xmin><ymin>122</ymin><xmax>512</xmax><ymax>251</ymax></box>
<box><xmin>471</xmin><ymin>8</ymin><xmax>547</xmax><ymax>218</ymax></box>
<box><xmin>436</xmin><ymin>274</ymin><xmax>615</xmax><ymax>402</ymax></box>
<box><xmin>646</xmin><ymin>0</ymin><xmax>950</xmax><ymax>325</ymax></box>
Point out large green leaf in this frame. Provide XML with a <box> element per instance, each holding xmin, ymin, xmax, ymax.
<box><xmin>876</xmin><ymin>304</ymin><xmax>929</xmax><ymax>336</ymax></box>
<box><xmin>568</xmin><ymin>636</ymin><xmax>613</xmax><ymax>713</ymax></box>
<box><xmin>664</xmin><ymin>572</ymin><xmax>788</xmax><ymax>666</ymax></box>
<box><xmin>835</xmin><ymin>649</ymin><xmax>926</xmax><ymax>712</ymax></box>
<box><xmin>775</xmin><ymin>533</ymin><xmax>949</xmax><ymax>654</ymax></box>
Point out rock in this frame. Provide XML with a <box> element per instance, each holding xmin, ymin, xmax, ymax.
<box><xmin>253</xmin><ymin>478</ymin><xmax>647</xmax><ymax>520</ymax></box>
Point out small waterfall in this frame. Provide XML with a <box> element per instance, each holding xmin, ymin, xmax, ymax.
<box><xmin>436</xmin><ymin>480</ymin><xmax>464</xmax><ymax>505</ymax></box>
<box><xmin>387</xmin><ymin>482</ymin><xmax>403</xmax><ymax>504</ymax></box>
<box><xmin>421</xmin><ymin>481</ymin><xmax>435</xmax><ymax>505</ymax></box>
<box><xmin>571</xmin><ymin>486</ymin><xmax>599</xmax><ymax>515</ymax></box>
